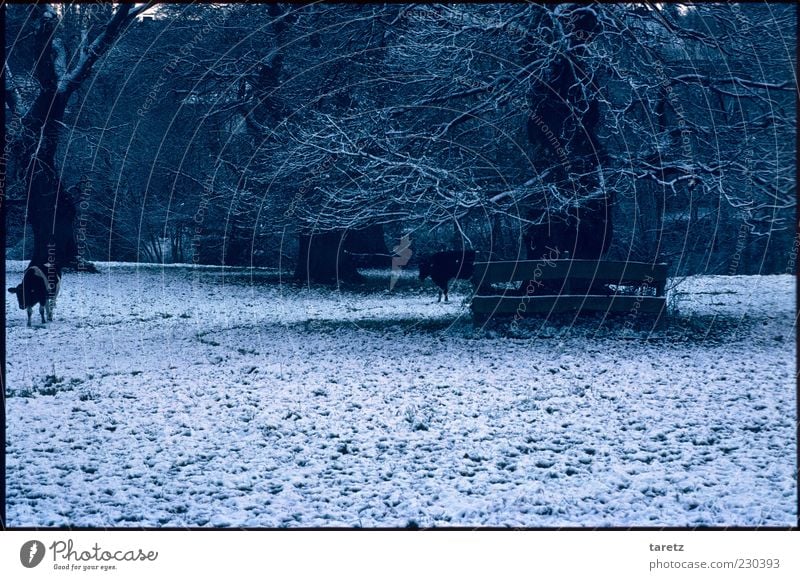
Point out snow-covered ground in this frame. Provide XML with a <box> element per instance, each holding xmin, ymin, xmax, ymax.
<box><xmin>5</xmin><ymin>260</ymin><xmax>797</xmax><ymax>527</ymax></box>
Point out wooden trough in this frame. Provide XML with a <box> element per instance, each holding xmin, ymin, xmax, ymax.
<box><xmin>470</xmin><ymin>259</ymin><xmax>668</xmax><ymax>318</ymax></box>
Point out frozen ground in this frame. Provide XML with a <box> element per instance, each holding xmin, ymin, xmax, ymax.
<box><xmin>4</xmin><ymin>260</ymin><xmax>797</xmax><ymax>527</ymax></box>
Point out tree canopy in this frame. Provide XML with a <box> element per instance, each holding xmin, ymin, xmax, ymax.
<box><xmin>4</xmin><ymin>3</ymin><xmax>796</xmax><ymax>276</ymax></box>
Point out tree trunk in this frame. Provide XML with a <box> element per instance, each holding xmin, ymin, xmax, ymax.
<box><xmin>295</xmin><ymin>225</ymin><xmax>388</xmax><ymax>283</ymax></box>
<box><xmin>344</xmin><ymin>224</ymin><xmax>390</xmax><ymax>269</ymax></box>
<box><xmin>295</xmin><ymin>231</ymin><xmax>360</xmax><ymax>283</ymax></box>
<box><xmin>9</xmin><ymin>4</ymin><xmax>145</xmax><ymax>273</ymax></box>
<box><xmin>23</xmin><ymin>93</ymin><xmax>79</xmax><ymax>270</ymax></box>
<box><xmin>523</xmin><ymin>6</ymin><xmax>612</xmax><ymax>262</ymax></box>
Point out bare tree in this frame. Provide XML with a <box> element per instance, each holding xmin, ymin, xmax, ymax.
<box><xmin>8</xmin><ymin>4</ymin><xmax>791</xmax><ymax>278</ymax></box>
<box><xmin>5</xmin><ymin>3</ymin><xmax>153</xmax><ymax>269</ymax></box>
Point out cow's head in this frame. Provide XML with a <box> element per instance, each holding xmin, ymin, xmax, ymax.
<box><xmin>8</xmin><ymin>285</ymin><xmax>26</xmax><ymax>309</ymax></box>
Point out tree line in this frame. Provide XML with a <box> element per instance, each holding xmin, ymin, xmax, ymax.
<box><xmin>4</xmin><ymin>3</ymin><xmax>796</xmax><ymax>281</ymax></box>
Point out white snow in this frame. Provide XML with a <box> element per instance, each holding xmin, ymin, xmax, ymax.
<box><xmin>5</xmin><ymin>261</ymin><xmax>797</xmax><ymax>527</ymax></box>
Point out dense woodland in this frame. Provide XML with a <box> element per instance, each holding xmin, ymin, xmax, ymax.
<box><xmin>4</xmin><ymin>3</ymin><xmax>796</xmax><ymax>280</ymax></box>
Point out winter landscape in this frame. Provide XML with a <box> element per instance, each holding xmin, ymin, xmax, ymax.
<box><xmin>3</xmin><ymin>3</ymin><xmax>797</xmax><ymax>528</ymax></box>
<box><xmin>5</xmin><ymin>261</ymin><xmax>796</xmax><ymax>527</ymax></box>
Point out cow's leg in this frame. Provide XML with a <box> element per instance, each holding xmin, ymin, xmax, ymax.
<box><xmin>437</xmin><ymin>289</ymin><xmax>442</xmax><ymax>303</ymax></box>
<box><xmin>443</xmin><ymin>284</ymin><xmax>449</xmax><ymax>302</ymax></box>
<box><xmin>26</xmin><ymin>306</ymin><xmax>32</xmax><ymax>327</ymax></box>
<box><xmin>40</xmin><ymin>303</ymin><xmax>46</xmax><ymax>324</ymax></box>
<box><xmin>46</xmin><ymin>299</ymin><xmax>54</xmax><ymax>322</ymax></box>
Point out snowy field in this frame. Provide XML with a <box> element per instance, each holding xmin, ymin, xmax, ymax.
<box><xmin>5</xmin><ymin>260</ymin><xmax>797</xmax><ymax>527</ymax></box>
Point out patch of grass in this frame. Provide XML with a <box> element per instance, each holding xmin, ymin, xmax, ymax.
<box><xmin>196</xmin><ymin>331</ymin><xmax>221</xmax><ymax>346</ymax></box>
<box><xmin>476</xmin><ymin>308</ymin><xmax>757</xmax><ymax>344</ymax></box>
<box><xmin>295</xmin><ymin>317</ymin><xmax>472</xmax><ymax>336</ymax></box>
<box><xmin>32</xmin><ymin>373</ymin><xmax>82</xmax><ymax>397</ymax></box>
<box><xmin>404</xmin><ymin>405</ymin><xmax>431</xmax><ymax>431</ymax></box>
<box><xmin>43</xmin><ymin>371</ymin><xmax>64</xmax><ymax>389</ymax></box>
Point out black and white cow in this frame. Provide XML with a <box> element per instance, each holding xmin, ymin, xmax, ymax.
<box><xmin>8</xmin><ymin>264</ymin><xmax>61</xmax><ymax>327</ymax></box>
<box><xmin>418</xmin><ymin>250</ymin><xmax>476</xmax><ymax>302</ymax></box>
